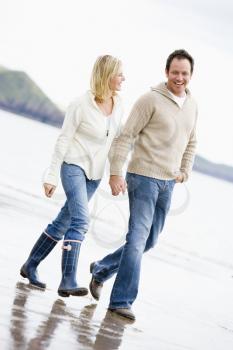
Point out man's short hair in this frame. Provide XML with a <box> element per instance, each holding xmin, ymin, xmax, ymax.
<box><xmin>166</xmin><ymin>49</ymin><xmax>194</xmax><ymax>74</ymax></box>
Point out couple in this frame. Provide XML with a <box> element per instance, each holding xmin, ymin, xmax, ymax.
<box><xmin>20</xmin><ymin>50</ymin><xmax>198</xmax><ymax>321</ymax></box>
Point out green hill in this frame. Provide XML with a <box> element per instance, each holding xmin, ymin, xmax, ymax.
<box><xmin>0</xmin><ymin>66</ymin><xmax>64</xmax><ymax>127</ymax></box>
<box><xmin>193</xmin><ymin>155</ymin><xmax>233</xmax><ymax>183</ymax></box>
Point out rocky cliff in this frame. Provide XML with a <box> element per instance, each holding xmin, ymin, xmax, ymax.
<box><xmin>0</xmin><ymin>66</ymin><xmax>64</xmax><ymax>127</ymax></box>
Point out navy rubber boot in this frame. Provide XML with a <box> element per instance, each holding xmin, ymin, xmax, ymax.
<box><xmin>58</xmin><ymin>241</ymin><xmax>88</xmax><ymax>297</ymax></box>
<box><xmin>20</xmin><ymin>232</ymin><xmax>58</xmax><ymax>289</ymax></box>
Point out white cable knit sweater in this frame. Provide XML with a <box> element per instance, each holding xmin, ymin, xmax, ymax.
<box><xmin>44</xmin><ymin>91</ymin><xmax>123</xmax><ymax>186</ymax></box>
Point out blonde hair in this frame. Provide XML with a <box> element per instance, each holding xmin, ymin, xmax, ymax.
<box><xmin>90</xmin><ymin>55</ymin><xmax>121</xmax><ymax>102</ymax></box>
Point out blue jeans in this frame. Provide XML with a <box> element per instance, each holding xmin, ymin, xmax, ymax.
<box><xmin>45</xmin><ymin>163</ymin><xmax>100</xmax><ymax>241</ymax></box>
<box><xmin>92</xmin><ymin>172</ymin><xmax>175</xmax><ymax>309</ymax></box>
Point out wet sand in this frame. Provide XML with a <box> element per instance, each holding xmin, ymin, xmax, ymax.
<box><xmin>1</xmin><ymin>181</ymin><xmax>233</xmax><ymax>350</ymax></box>
<box><xmin>0</xmin><ymin>191</ymin><xmax>140</xmax><ymax>350</ymax></box>
<box><xmin>1</xmin><ymin>111</ymin><xmax>233</xmax><ymax>349</ymax></box>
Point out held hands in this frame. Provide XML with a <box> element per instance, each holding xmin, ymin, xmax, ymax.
<box><xmin>109</xmin><ymin>175</ymin><xmax>127</xmax><ymax>196</ymax></box>
<box><xmin>43</xmin><ymin>183</ymin><xmax>56</xmax><ymax>198</ymax></box>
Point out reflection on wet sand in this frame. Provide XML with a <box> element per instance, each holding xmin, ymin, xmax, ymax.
<box><xmin>10</xmin><ymin>282</ymin><xmax>133</xmax><ymax>349</ymax></box>
<box><xmin>93</xmin><ymin>311</ymin><xmax>131</xmax><ymax>350</ymax></box>
<box><xmin>10</xmin><ymin>282</ymin><xmax>29</xmax><ymax>350</ymax></box>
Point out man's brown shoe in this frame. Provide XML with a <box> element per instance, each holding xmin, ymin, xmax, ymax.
<box><xmin>89</xmin><ymin>262</ymin><xmax>103</xmax><ymax>300</ymax></box>
<box><xmin>108</xmin><ymin>307</ymin><xmax>136</xmax><ymax>321</ymax></box>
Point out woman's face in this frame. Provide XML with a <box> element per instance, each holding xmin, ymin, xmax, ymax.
<box><xmin>109</xmin><ymin>66</ymin><xmax>125</xmax><ymax>92</ymax></box>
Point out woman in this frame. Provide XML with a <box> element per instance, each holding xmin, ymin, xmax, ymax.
<box><xmin>20</xmin><ymin>55</ymin><xmax>125</xmax><ymax>297</ymax></box>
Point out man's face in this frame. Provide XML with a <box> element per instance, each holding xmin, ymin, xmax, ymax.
<box><xmin>166</xmin><ymin>58</ymin><xmax>192</xmax><ymax>97</ymax></box>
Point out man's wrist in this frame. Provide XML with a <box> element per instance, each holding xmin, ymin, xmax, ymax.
<box><xmin>110</xmin><ymin>170</ymin><xmax>123</xmax><ymax>177</ymax></box>
<box><xmin>180</xmin><ymin>171</ymin><xmax>188</xmax><ymax>182</ymax></box>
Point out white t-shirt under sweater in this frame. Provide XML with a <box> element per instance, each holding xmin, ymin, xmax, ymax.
<box><xmin>168</xmin><ymin>90</ymin><xmax>186</xmax><ymax>108</ymax></box>
<box><xmin>44</xmin><ymin>91</ymin><xmax>124</xmax><ymax>186</ymax></box>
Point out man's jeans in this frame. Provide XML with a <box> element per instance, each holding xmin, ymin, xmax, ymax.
<box><xmin>45</xmin><ymin>163</ymin><xmax>100</xmax><ymax>241</ymax></box>
<box><xmin>92</xmin><ymin>172</ymin><xmax>175</xmax><ymax>309</ymax></box>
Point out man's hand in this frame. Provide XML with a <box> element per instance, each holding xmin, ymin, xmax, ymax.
<box><xmin>43</xmin><ymin>183</ymin><xmax>56</xmax><ymax>197</ymax></box>
<box><xmin>109</xmin><ymin>175</ymin><xmax>127</xmax><ymax>196</ymax></box>
<box><xmin>175</xmin><ymin>173</ymin><xmax>185</xmax><ymax>183</ymax></box>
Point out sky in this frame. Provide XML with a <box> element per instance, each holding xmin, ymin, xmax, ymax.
<box><xmin>0</xmin><ymin>0</ymin><xmax>233</xmax><ymax>165</ymax></box>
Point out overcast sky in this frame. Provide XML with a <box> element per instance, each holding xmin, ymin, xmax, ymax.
<box><xmin>0</xmin><ymin>0</ymin><xmax>233</xmax><ymax>165</ymax></box>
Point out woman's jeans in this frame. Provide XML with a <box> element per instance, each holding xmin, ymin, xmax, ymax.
<box><xmin>45</xmin><ymin>163</ymin><xmax>100</xmax><ymax>242</ymax></box>
<box><xmin>92</xmin><ymin>172</ymin><xmax>175</xmax><ymax>309</ymax></box>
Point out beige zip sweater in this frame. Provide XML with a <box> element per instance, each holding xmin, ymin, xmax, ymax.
<box><xmin>110</xmin><ymin>82</ymin><xmax>198</xmax><ymax>181</ymax></box>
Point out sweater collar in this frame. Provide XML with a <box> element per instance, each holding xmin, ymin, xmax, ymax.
<box><xmin>151</xmin><ymin>82</ymin><xmax>191</xmax><ymax>100</ymax></box>
<box><xmin>87</xmin><ymin>90</ymin><xmax>120</xmax><ymax>113</ymax></box>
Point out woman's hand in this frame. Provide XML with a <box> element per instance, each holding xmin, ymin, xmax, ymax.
<box><xmin>43</xmin><ymin>183</ymin><xmax>56</xmax><ymax>197</ymax></box>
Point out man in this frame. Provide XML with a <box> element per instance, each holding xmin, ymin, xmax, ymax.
<box><xmin>89</xmin><ymin>49</ymin><xmax>198</xmax><ymax>321</ymax></box>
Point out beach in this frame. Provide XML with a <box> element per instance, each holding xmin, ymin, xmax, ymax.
<box><xmin>0</xmin><ymin>110</ymin><xmax>233</xmax><ymax>349</ymax></box>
